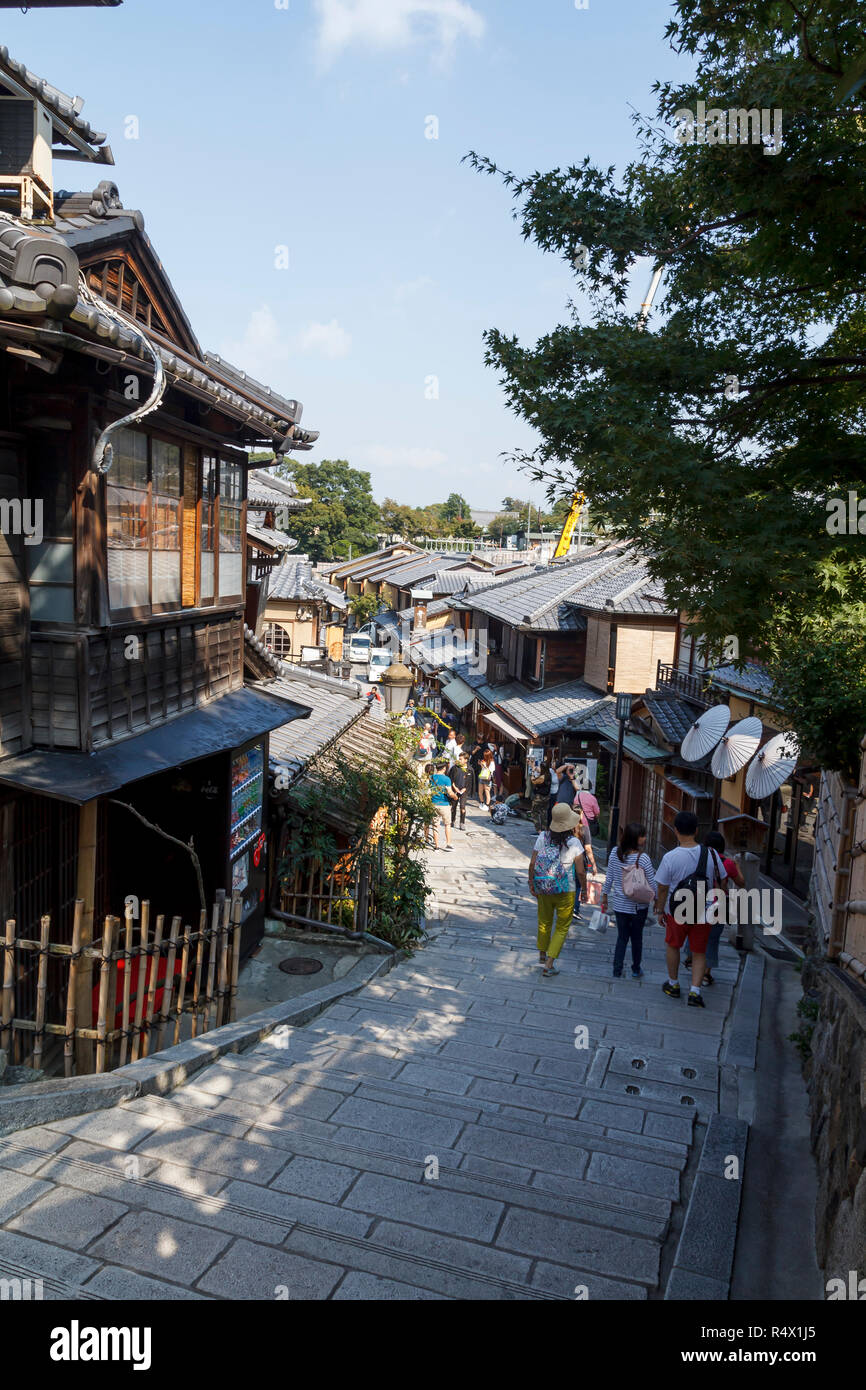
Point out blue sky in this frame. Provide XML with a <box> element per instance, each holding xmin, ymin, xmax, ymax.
<box><xmin>3</xmin><ymin>0</ymin><xmax>690</xmax><ymax>510</ymax></box>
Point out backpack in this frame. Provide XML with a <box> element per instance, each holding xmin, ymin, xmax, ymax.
<box><xmin>532</xmin><ymin>834</ymin><xmax>573</xmax><ymax>895</ymax></box>
<box><xmin>621</xmin><ymin>852</ymin><xmax>655</xmax><ymax>904</ymax></box>
<box><xmin>668</xmin><ymin>845</ymin><xmax>723</xmax><ymax>922</ymax></box>
<box><xmin>491</xmin><ymin>803</ymin><xmax>509</xmax><ymax>825</ymax></box>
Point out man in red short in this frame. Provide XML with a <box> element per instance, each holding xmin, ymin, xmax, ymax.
<box><xmin>654</xmin><ymin>810</ymin><xmax>727</xmax><ymax>1008</ymax></box>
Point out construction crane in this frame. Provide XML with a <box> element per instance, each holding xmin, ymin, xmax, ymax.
<box><xmin>552</xmin><ymin>490</ymin><xmax>587</xmax><ymax>560</ymax></box>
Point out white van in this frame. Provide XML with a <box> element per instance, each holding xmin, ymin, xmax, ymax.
<box><xmin>347</xmin><ymin>632</ymin><xmax>373</xmax><ymax>664</ymax></box>
<box><xmin>367</xmin><ymin>648</ymin><xmax>391</xmax><ymax>683</ymax></box>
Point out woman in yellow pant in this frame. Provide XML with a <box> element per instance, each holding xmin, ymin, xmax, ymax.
<box><xmin>529</xmin><ymin>804</ymin><xmax>586</xmax><ymax>977</ymax></box>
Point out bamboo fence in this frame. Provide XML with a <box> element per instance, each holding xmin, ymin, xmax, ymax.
<box><xmin>279</xmin><ymin>840</ymin><xmax>386</xmax><ymax>933</ymax></box>
<box><xmin>0</xmin><ymin>891</ymin><xmax>243</xmax><ymax>1077</ymax></box>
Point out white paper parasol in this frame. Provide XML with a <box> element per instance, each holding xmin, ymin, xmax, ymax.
<box><xmin>711</xmin><ymin>716</ymin><xmax>763</xmax><ymax>780</ymax></box>
<box><xmin>745</xmin><ymin>731</ymin><xmax>801</xmax><ymax>800</ymax></box>
<box><xmin>680</xmin><ymin>704</ymin><xmax>731</xmax><ymax>762</ymax></box>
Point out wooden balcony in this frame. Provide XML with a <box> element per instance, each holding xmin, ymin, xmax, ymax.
<box><xmin>656</xmin><ymin>661</ymin><xmax>727</xmax><ymax>707</ymax></box>
<box><xmin>30</xmin><ymin>611</ymin><xmax>244</xmax><ymax>753</ymax></box>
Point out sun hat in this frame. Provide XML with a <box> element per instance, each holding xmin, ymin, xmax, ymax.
<box><xmin>550</xmin><ymin>803</ymin><xmax>580</xmax><ymax>832</ymax></box>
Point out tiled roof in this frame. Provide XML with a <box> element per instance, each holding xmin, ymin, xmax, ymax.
<box><xmin>707</xmin><ymin>661</ymin><xmax>777</xmax><ymax>704</ymax></box>
<box><xmin>268</xmin><ymin>559</ymin><xmax>346</xmax><ymax>607</ymax></box>
<box><xmin>0</xmin><ymin>46</ymin><xmax>113</xmax><ymax>159</ymax></box>
<box><xmin>264</xmin><ymin>676</ymin><xmax>363</xmax><ymax>775</ymax></box>
<box><xmin>328</xmin><ymin>545</ymin><xmax>421</xmax><ymax>582</ymax></box>
<box><xmin>465</xmin><ymin>547</ymin><xmax>675</xmax><ymax>629</ymax></box>
<box><xmin>247</xmin><ymin>524</ymin><xmax>296</xmax><ymax>552</ymax></box>
<box><xmin>493</xmin><ymin>680</ymin><xmax>614</xmax><ymax>738</ymax></box>
<box><xmin>643</xmin><ymin>692</ymin><xmax>701</xmax><ymax>745</ymax></box>
<box><xmin>248</xmin><ymin>469</ymin><xmax>310</xmax><ymax>508</ymax></box>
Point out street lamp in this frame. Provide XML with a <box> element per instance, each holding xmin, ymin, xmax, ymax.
<box><xmin>379</xmin><ymin>658</ymin><xmax>414</xmax><ymax>715</ymax></box>
<box><xmin>607</xmin><ymin>692</ymin><xmax>633</xmax><ymax>853</ymax></box>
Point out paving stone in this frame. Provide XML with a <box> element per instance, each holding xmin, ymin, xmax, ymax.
<box><xmin>344</xmin><ymin>1172</ymin><xmax>504</xmax><ymax>1242</ymax></box>
<box><xmin>328</xmin><ymin>1097</ymin><xmax>465</xmax><ymax>1150</ymax></box>
<box><xmin>457</xmin><ymin>1124</ymin><xmax>588</xmax><ymax>1180</ymax></box>
<box><xmin>457</xmin><ymin>1152</ymin><xmax>534</xmax><ymax>1185</ymax></box>
<box><xmin>586</xmin><ymin>1151</ymin><xmax>681</xmax><ymax>1201</ymax></box>
<box><xmin>271</xmin><ymin>1156</ymin><xmax>359</xmax><ymax>1204</ymax></box>
<box><xmin>89</xmin><ymin>1209</ymin><xmax>231</xmax><ymax>1283</ymax></box>
<box><xmin>579</xmin><ymin>1099</ymin><xmax>643</xmax><ymax>1133</ymax></box>
<box><xmin>496</xmin><ymin>1207</ymin><xmax>660</xmax><ymax>1285</ymax></box>
<box><xmin>81</xmin><ymin>1266</ymin><xmax>210</xmax><ymax>1299</ymax></box>
<box><xmin>673</xmin><ymin>1171</ymin><xmax>742</xmax><ymax>1284</ymax></box>
<box><xmin>332</xmin><ymin>1271</ymin><xmax>450</xmax><ymax>1300</ymax></box>
<box><xmin>221</xmin><ymin>1179</ymin><xmax>372</xmax><ymax>1239</ymax></box>
<box><xmin>0</xmin><ymin>1169</ymin><xmax>54</xmax><ymax>1223</ymax></box>
<box><xmin>467</xmin><ymin>1077</ymin><xmax>580</xmax><ymax>1119</ymax></box>
<box><xmin>45</xmin><ymin>1108</ymin><xmax>164</xmax><ymax>1151</ymax></box>
<box><xmin>643</xmin><ymin>1111</ymin><xmax>695</xmax><ymax>1145</ymax></box>
<box><xmin>0</xmin><ymin>1127</ymin><xmax>75</xmax><ymax>1174</ymax></box>
<box><xmin>396</xmin><ymin>1062</ymin><xmax>474</xmax><ymax>1094</ymax></box>
<box><xmin>134</xmin><ymin>1127</ymin><xmax>288</xmax><ymax>1184</ymax></box>
<box><xmin>532</xmin><ymin>1260</ymin><xmax>648</xmax><ymax>1300</ymax></box>
<box><xmin>356</xmin><ymin>1219</ymin><xmax>534</xmax><ymax>1294</ymax></box>
<box><xmin>197</xmin><ymin>1239</ymin><xmax>344</xmax><ymax>1300</ymax></box>
<box><xmin>0</xmin><ymin>1228</ymin><xmax>101</xmax><ymax>1289</ymax></box>
<box><xmin>258</xmin><ymin>1085</ymin><xmax>345</xmax><ymax>1124</ymax></box>
<box><xmin>8</xmin><ymin>1186</ymin><xmax>128</xmax><ymax>1249</ymax></box>
<box><xmin>665</xmin><ymin>1267</ymin><xmax>730</xmax><ymax>1300</ymax></box>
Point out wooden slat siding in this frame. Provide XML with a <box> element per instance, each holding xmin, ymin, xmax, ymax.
<box><xmin>29</xmin><ymin>635</ymin><xmax>80</xmax><ymax>749</ymax></box>
<box><xmin>182</xmin><ymin>447</ymin><xmax>197</xmax><ymax>607</ymax></box>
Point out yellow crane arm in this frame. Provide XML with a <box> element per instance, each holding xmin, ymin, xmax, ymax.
<box><xmin>553</xmin><ymin>491</ymin><xmax>586</xmax><ymax>560</ymax></box>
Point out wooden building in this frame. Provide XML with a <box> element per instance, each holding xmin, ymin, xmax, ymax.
<box><xmin>0</xmin><ymin>51</ymin><xmax>318</xmax><ymax>1047</ymax></box>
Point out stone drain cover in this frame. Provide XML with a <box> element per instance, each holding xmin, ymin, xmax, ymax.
<box><xmin>278</xmin><ymin>957</ymin><xmax>324</xmax><ymax>976</ymax></box>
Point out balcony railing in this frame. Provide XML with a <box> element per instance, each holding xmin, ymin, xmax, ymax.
<box><xmin>656</xmin><ymin>662</ymin><xmax>727</xmax><ymax>707</ymax></box>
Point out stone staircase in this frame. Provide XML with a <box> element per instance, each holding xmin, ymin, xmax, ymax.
<box><xmin>0</xmin><ymin>806</ymin><xmax>739</xmax><ymax>1300</ymax></box>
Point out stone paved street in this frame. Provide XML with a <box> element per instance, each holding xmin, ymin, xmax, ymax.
<box><xmin>0</xmin><ymin>803</ymin><xmax>744</xmax><ymax>1300</ymax></box>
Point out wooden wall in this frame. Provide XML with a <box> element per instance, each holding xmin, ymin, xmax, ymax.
<box><xmin>0</xmin><ymin>438</ymin><xmax>29</xmax><ymax>757</ymax></box>
<box><xmin>29</xmin><ymin>613</ymin><xmax>244</xmax><ymax>752</ymax></box>
<box><xmin>614</xmin><ymin>622</ymin><xmax>677</xmax><ymax>696</ymax></box>
<box><xmin>584</xmin><ymin>616</ymin><xmax>611</xmax><ymax>692</ymax></box>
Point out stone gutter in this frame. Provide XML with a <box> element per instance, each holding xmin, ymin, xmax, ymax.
<box><xmin>0</xmin><ymin>950</ymin><xmax>399</xmax><ymax>1138</ymax></box>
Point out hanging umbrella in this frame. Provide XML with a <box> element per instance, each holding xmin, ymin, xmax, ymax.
<box><xmin>745</xmin><ymin>731</ymin><xmax>801</xmax><ymax>800</ymax></box>
<box><xmin>681</xmin><ymin>704</ymin><xmax>731</xmax><ymax>763</ymax></box>
<box><xmin>711</xmin><ymin>716</ymin><xmax>763</xmax><ymax>780</ymax></box>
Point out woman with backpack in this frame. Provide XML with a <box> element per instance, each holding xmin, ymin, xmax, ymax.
<box><xmin>528</xmin><ymin>803</ymin><xmax>587</xmax><ymax>978</ymax></box>
<box><xmin>601</xmin><ymin>821</ymin><xmax>656</xmax><ymax>979</ymax></box>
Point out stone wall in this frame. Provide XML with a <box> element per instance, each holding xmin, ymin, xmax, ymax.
<box><xmin>801</xmin><ymin>957</ymin><xmax>866</xmax><ymax>1277</ymax></box>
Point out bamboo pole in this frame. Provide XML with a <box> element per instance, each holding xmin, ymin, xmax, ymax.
<box><xmin>31</xmin><ymin>914</ymin><xmax>50</xmax><ymax>1072</ymax></box>
<box><xmin>2</xmin><ymin>919</ymin><xmax>15</xmax><ymax>1057</ymax></box>
<box><xmin>174</xmin><ymin>921</ymin><xmax>192</xmax><ymax>1045</ymax></box>
<box><xmin>215</xmin><ymin>896</ymin><xmax>231</xmax><ymax>1029</ymax></box>
<box><xmin>157</xmin><ymin>916</ymin><xmax>181</xmax><ymax>1054</ymax></box>
<box><xmin>229</xmin><ymin>893</ymin><xmax>242</xmax><ymax>1024</ymax></box>
<box><xmin>204</xmin><ymin>894</ymin><xmax>222</xmax><ymax>1033</ymax></box>
<box><xmin>95</xmin><ymin>915</ymin><xmax>116</xmax><ymax>1075</ymax></box>
<box><xmin>63</xmin><ymin>901</ymin><xmax>84</xmax><ymax>1078</ymax></box>
<box><xmin>118</xmin><ymin>900</ymin><xmax>135</xmax><ymax>1068</ymax></box>
<box><xmin>190</xmin><ymin>909</ymin><xmax>206</xmax><ymax>1039</ymax></box>
<box><xmin>131</xmin><ymin>901</ymin><xmax>149</xmax><ymax>1062</ymax></box>
<box><xmin>141</xmin><ymin>913</ymin><xmax>164</xmax><ymax>1058</ymax></box>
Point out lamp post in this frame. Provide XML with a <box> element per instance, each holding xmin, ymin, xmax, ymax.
<box><xmin>379</xmin><ymin>658</ymin><xmax>414</xmax><ymax>716</ymax></box>
<box><xmin>607</xmin><ymin>692</ymin><xmax>633</xmax><ymax>853</ymax></box>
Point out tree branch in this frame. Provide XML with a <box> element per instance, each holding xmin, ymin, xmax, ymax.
<box><xmin>107</xmin><ymin>800</ymin><xmax>206</xmax><ymax>913</ymax></box>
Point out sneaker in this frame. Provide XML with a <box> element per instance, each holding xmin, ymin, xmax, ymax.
<box><xmin>444</xmin><ymin>845</ymin><xmax>455</xmax><ymax>852</ymax></box>
<box><xmin>687</xmin><ymin>990</ymin><xmax>706</xmax><ymax>1008</ymax></box>
<box><xmin>631</xmin><ymin>967</ymin><xmax>644</xmax><ymax>979</ymax></box>
<box><xmin>662</xmin><ymin>981</ymin><xmax>681</xmax><ymax>999</ymax></box>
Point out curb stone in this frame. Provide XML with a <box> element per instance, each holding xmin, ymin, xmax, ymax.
<box><xmin>0</xmin><ymin>951</ymin><xmax>398</xmax><ymax>1137</ymax></box>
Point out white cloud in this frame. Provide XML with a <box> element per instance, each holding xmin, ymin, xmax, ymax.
<box><xmin>314</xmin><ymin>0</ymin><xmax>485</xmax><ymax>63</ymax></box>
<box><xmin>297</xmin><ymin>318</ymin><xmax>352</xmax><ymax>359</ymax></box>
<box><xmin>220</xmin><ymin>307</ymin><xmax>351</xmax><ymax>378</ymax></box>
<box><xmin>360</xmin><ymin>445</ymin><xmax>448</xmax><ymax>472</ymax></box>
<box><xmin>393</xmin><ymin>275</ymin><xmax>434</xmax><ymax>303</ymax></box>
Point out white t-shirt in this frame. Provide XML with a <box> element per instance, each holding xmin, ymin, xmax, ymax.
<box><xmin>534</xmin><ymin>832</ymin><xmax>585</xmax><ymax>870</ymax></box>
<box><xmin>655</xmin><ymin>844</ymin><xmax>727</xmax><ymax>891</ymax></box>
<box><xmin>549</xmin><ymin>769</ymin><xmax>559</xmax><ymax>795</ymax></box>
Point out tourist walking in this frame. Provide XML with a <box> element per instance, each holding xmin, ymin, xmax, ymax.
<box><xmin>530</xmin><ymin>758</ymin><xmax>552</xmax><ymax>832</ymax></box>
<box><xmin>697</xmin><ymin>831</ymin><xmax>745</xmax><ymax>986</ymax></box>
<box><xmin>602</xmin><ymin>822</ymin><xmax>656</xmax><ymax>978</ymax></box>
<box><xmin>477</xmin><ymin>750</ymin><xmax>495</xmax><ymax>806</ymax></box>
<box><xmin>429</xmin><ymin>759</ymin><xmax>456</xmax><ymax>851</ymax></box>
<box><xmin>571</xmin><ymin>806</ymin><xmax>598</xmax><ymax>918</ymax></box>
<box><xmin>654</xmin><ymin>811</ymin><xmax>728</xmax><ymax>1007</ymax></box>
<box><xmin>418</xmin><ymin>723</ymin><xmax>436</xmax><ymax>759</ymax></box>
<box><xmin>528</xmin><ymin>804</ymin><xmax>587</xmax><ymax>978</ymax></box>
<box><xmin>444</xmin><ymin>728</ymin><xmax>460</xmax><ymax>764</ymax></box>
<box><xmin>449</xmin><ymin>754</ymin><xmax>469</xmax><ymax>831</ymax></box>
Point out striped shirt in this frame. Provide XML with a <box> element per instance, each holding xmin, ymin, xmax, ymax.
<box><xmin>603</xmin><ymin>848</ymin><xmax>657</xmax><ymax>915</ymax></box>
